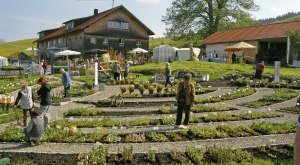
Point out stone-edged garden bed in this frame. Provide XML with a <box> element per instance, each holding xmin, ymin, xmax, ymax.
<box><xmin>195</xmin><ymin>87</ymin><xmax>257</xmax><ymax>104</ymax></box>
<box><xmin>63</xmin><ymin>105</ymin><xmax>238</xmax><ymax>117</ymax></box>
<box><xmin>242</xmin><ymin>89</ymin><xmax>299</xmax><ymax>108</ymax></box>
<box><xmin>0</xmin><ymin>121</ymin><xmax>295</xmax><ymax>144</ymax></box>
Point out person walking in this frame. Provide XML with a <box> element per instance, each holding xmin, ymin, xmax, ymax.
<box><xmin>42</xmin><ymin>60</ymin><xmax>48</xmax><ymax>75</ymax></box>
<box><xmin>175</xmin><ymin>74</ymin><xmax>195</xmax><ymax>129</ymax></box>
<box><xmin>124</xmin><ymin>60</ymin><xmax>129</xmax><ymax>79</ymax></box>
<box><xmin>254</xmin><ymin>61</ymin><xmax>265</xmax><ymax>87</ymax></box>
<box><xmin>24</xmin><ymin>110</ymin><xmax>45</xmax><ymax>146</ymax></box>
<box><xmin>112</xmin><ymin>62</ymin><xmax>121</xmax><ymax>81</ymax></box>
<box><xmin>60</xmin><ymin>68</ymin><xmax>72</xmax><ymax>98</ymax></box>
<box><xmin>37</xmin><ymin>77</ymin><xmax>52</xmax><ymax>128</ymax></box>
<box><xmin>165</xmin><ymin>62</ymin><xmax>173</xmax><ymax>87</ymax></box>
<box><xmin>13</xmin><ymin>81</ymin><xmax>35</xmax><ymax>127</ymax></box>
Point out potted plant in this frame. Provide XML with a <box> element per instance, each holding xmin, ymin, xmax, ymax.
<box><xmin>116</xmin><ymin>80</ymin><xmax>121</xmax><ymax>85</ymax></box>
<box><xmin>130</xmin><ymin>80</ymin><xmax>135</xmax><ymax>84</ymax></box>
<box><xmin>148</xmin><ymin>86</ymin><xmax>155</xmax><ymax>95</ymax></box>
<box><xmin>138</xmin><ymin>86</ymin><xmax>145</xmax><ymax>95</ymax></box>
<box><xmin>110</xmin><ymin>80</ymin><xmax>116</xmax><ymax>85</ymax></box>
<box><xmin>120</xmin><ymin>80</ymin><xmax>125</xmax><ymax>85</ymax></box>
<box><xmin>125</xmin><ymin>79</ymin><xmax>130</xmax><ymax>84</ymax></box>
<box><xmin>134</xmin><ymin>82</ymin><xmax>140</xmax><ymax>89</ymax></box>
<box><xmin>129</xmin><ymin>86</ymin><xmax>135</xmax><ymax>94</ymax></box>
<box><xmin>157</xmin><ymin>85</ymin><xmax>163</xmax><ymax>93</ymax></box>
<box><xmin>164</xmin><ymin>87</ymin><xmax>171</xmax><ymax>93</ymax></box>
<box><xmin>120</xmin><ymin>86</ymin><xmax>127</xmax><ymax>94</ymax></box>
<box><xmin>143</xmin><ymin>83</ymin><xmax>149</xmax><ymax>89</ymax></box>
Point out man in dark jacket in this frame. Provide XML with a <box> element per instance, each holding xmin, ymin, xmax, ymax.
<box><xmin>37</xmin><ymin>77</ymin><xmax>52</xmax><ymax>128</ymax></box>
<box><xmin>24</xmin><ymin>110</ymin><xmax>44</xmax><ymax>145</ymax></box>
<box><xmin>175</xmin><ymin>74</ymin><xmax>195</xmax><ymax>129</ymax></box>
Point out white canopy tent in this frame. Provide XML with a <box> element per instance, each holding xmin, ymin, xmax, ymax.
<box><xmin>177</xmin><ymin>48</ymin><xmax>201</xmax><ymax>60</ymax></box>
<box><xmin>55</xmin><ymin>50</ymin><xmax>81</xmax><ymax>74</ymax></box>
<box><xmin>152</xmin><ymin>44</ymin><xmax>177</xmax><ymax>62</ymax></box>
<box><xmin>0</xmin><ymin>56</ymin><xmax>8</xmax><ymax>67</ymax></box>
<box><xmin>130</xmin><ymin>47</ymin><xmax>148</xmax><ymax>54</ymax></box>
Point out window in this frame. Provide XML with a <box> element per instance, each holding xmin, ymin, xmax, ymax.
<box><xmin>91</xmin><ymin>37</ymin><xmax>96</xmax><ymax>44</ymax></box>
<box><xmin>65</xmin><ymin>22</ymin><xmax>74</xmax><ymax>30</ymax></box>
<box><xmin>108</xmin><ymin>21</ymin><xmax>129</xmax><ymax>30</ymax></box>
<box><xmin>103</xmin><ymin>38</ymin><xmax>108</xmax><ymax>45</ymax></box>
<box><xmin>136</xmin><ymin>40</ymin><xmax>142</xmax><ymax>46</ymax></box>
<box><xmin>53</xmin><ymin>39</ymin><xmax>56</xmax><ymax>45</ymax></box>
<box><xmin>58</xmin><ymin>38</ymin><xmax>62</xmax><ymax>44</ymax></box>
<box><xmin>119</xmin><ymin>39</ymin><xmax>124</xmax><ymax>44</ymax></box>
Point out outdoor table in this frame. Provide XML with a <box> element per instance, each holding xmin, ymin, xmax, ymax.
<box><xmin>0</xmin><ymin>96</ymin><xmax>15</xmax><ymax>111</ymax></box>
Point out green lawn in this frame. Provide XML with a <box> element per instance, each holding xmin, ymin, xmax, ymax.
<box><xmin>130</xmin><ymin>61</ymin><xmax>300</xmax><ymax>80</ymax></box>
<box><xmin>0</xmin><ymin>38</ymin><xmax>37</xmax><ymax>57</ymax></box>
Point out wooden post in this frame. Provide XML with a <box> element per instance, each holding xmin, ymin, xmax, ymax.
<box><xmin>286</xmin><ymin>36</ymin><xmax>291</xmax><ymax>64</ymax></box>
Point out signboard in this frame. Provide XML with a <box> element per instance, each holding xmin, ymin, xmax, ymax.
<box><xmin>274</xmin><ymin>61</ymin><xmax>281</xmax><ymax>82</ymax></box>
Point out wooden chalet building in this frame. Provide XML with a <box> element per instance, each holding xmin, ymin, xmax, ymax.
<box><xmin>202</xmin><ymin>21</ymin><xmax>300</xmax><ymax>65</ymax></box>
<box><xmin>37</xmin><ymin>5</ymin><xmax>154</xmax><ymax>59</ymax></box>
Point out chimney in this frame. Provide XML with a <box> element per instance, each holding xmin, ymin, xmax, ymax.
<box><xmin>94</xmin><ymin>9</ymin><xmax>98</xmax><ymax>16</ymax></box>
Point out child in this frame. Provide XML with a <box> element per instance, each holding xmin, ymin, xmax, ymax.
<box><xmin>24</xmin><ymin>110</ymin><xmax>44</xmax><ymax>145</ymax></box>
<box><xmin>14</xmin><ymin>81</ymin><xmax>35</xmax><ymax>127</ymax></box>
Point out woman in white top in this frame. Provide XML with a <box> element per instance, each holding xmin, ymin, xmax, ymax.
<box><xmin>14</xmin><ymin>81</ymin><xmax>35</xmax><ymax>127</ymax></box>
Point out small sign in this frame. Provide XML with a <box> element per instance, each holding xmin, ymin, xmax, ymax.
<box><xmin>274</xmin><ymin>61</ymin><xmax>281</xmax><ymax>82</ymax></box>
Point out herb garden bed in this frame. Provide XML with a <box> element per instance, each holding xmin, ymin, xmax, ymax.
<box><xmin>242</xmin><ymin>89</ymin><xmax>299</xmax><ymax>108</ymax></box>
<box><xmin>195</xmin><ymin>87</ymin><xmax>256</xmax><ymax>104</ymax></box>
<box><xmin>55</xmin><ymin>112</ymin><xmax>283</xmax><ymax>128</ymax></box>
<box><xmin>0</xmin><ymin>121</ymin><xmax>295</xmax><ymax>144</ymax></box>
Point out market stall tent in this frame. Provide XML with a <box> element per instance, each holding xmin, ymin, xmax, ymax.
<box><xmin>0</xmin><ymin>56</ymin><xmax>8</xmax><ymax>67</ymax></box>
<box><xmin>152</xmin><ymin>45</ymin><xmax>177</xmax><ymax>62</ymax></box>
<box><xmin>177</xmin><ymin>48</ymin><xmax>201</xmax><ymax>60</ymax></box>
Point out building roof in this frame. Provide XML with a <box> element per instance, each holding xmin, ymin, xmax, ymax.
<box><xmin>38</xmin><ymin>5</ymin><xmax>155</xmax><ymax>42</ymax></box>
<box><xmin>202</xmin><ymin>21</ymin><xmax>300</xmax><ymax>45</ymax></box>
<box><xmin>8</xmin><ymin>52</ymin><xmax>30</xmax><ymax>60</ymax></box>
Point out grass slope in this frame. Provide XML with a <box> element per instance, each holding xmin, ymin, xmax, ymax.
<box><xmin>150</xmin><ymin>37</ymin><xmax>202</xmax><ymax>50</ymax></box>
<box><xmin>0</xmin><ymin>38</ymin><xmax>37</xmax><ymax>57</ymax></box>
<box><xmin>130</xmin><ymin>61</ymin><xmax>300</xmax><ymax>80</ymax></box>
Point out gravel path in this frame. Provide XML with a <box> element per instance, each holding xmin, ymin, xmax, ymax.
<box><xmin>0</xmin><ymin>133</ymin><xmax>295</xmax><ymax>154</ymax></box>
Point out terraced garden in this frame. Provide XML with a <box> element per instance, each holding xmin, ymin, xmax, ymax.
<box><xmin>0</xmin><ymin>77</ymin><xmax>299</xmax><ymax>164</ymax></box>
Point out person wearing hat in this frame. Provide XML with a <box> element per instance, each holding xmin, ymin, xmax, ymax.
<box><xmin>60</xmin><ymin>68</ymin><xmax>72</xmax><ymax>98</ymax></box>
<box><xmin>24</xmin><ymin>109</ymin><xmax>45</xmax><ymax>146</ymax></box>
<box><xmin>112</xmin><ymin>62</ymin><xmax>121</xmax><ymax>81</ymax></box>
<box><xmin>165</xmin><ymin>62</ymin><xmax>173</xmax><ymax>87</ymax></box>
<box><xmin>175</xmin><ymin>74</ymin><xmax>195</xmax><ymax>129</ymax></box>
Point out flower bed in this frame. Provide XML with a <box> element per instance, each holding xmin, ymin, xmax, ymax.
<box><xmin>52</xmin><ymin>112</ymin><xmax>283</xmax><ymax>128</ymax></box>
<box><xmin>80</xmin><ymin>144</ymin><xmax>293</xmax><ymax>164</ymax></box>
<box><xmin>0</xmin><ymin>109</ymin><xmax>22</xmax><ymax>125</ymax></box>
<box><xmin>242</xmin><ymin>89</ymin><xmax>299</xmax><ymax>108</ymax></box>
<box><xmin>0</xmin><ymin>121</ymin><xmax>295</xmax><ymax>143</ymax></box>
<box><xmin>195</xmin><ymin>88</ymin><xmax>256</xmax><ymax>104</ymax></box>
<box><xmin>64</xmin><ymin>107</ymin><xmax>103</xmax><ymax>117</ymax></box>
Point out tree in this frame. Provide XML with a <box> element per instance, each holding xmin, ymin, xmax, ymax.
<box><xmin>162</xmin><ymin>0</ymin><xmax>259</xmax><ymax>38</ymax></box>
<box><xmin>287</xmin><ymin>31</ymin><xmax>300</xmax><ymax>62</ymax></box>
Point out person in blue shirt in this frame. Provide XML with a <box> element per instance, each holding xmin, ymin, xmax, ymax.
<box><xmin>60</xmin><ymin>68</ymin><xmax>72</xmax><ymax>98</ymax></box>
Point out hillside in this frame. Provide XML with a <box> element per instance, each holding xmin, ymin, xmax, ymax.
<box><xmin>0</xmin><ymin>38</ymin><xmax>37</xmax><ymax>57</ymax></box>
<box><xmin>150</xmin><ymin>37</ymin><xmax>202</xmax><ymax>50</ymax></box>
<box><xmin>259</xmin><ymin>12</ymin><xmax>300</xmax><ymax>24</ymax></box>
<box><xmin>278</xmin><ymin>15</ymin><xmax>300</xmax><ymax>23</ymax></box>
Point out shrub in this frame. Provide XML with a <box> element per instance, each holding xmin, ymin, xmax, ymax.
<box><xmin>185</xmin><ymin>147</ymin><xmax>205</xmax><ymax>164</ymax></box>
<box><xmin>138</xmin><ymin>86</ymin><xmax>145</xmax><ymax>94</ymax></box>
<box><xmin>130</xmin><ymin>117</ymin><xmax>150</xmax><ymax>126</ymax></box>
<box><xmin>129</xmin><ymin>86</ymin><xmax>135</xmax><ymax>94</ymax></box>
<box><xmin>120</xmin><ymin>86</ymin><xmax>127</xmax><ymax>94</ymax></box>
<box><xmin>206</xmin><ymin>147</ymin><xmax>253</xmax><ymax>164</ymax></box>
<box><xmin>156</xmin><ymin>85</ymin><xmax>164</xmax><ymax>93</ymax></box>
<box><xmin>83</xmin><ymin>145</ymin><xmax>109</xmax><ymax>165</ymax></box>
<box><xmin>124</xmin><ymin>134</ymin><xmax>146</xmax><ymax>143</ymax></box>
<box><xmin>148</xmin><ymin>86</ymin><xmax>155</xmax><ymax>94</ymax></box>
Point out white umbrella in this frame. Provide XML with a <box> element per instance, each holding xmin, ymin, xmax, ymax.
<box><xmin>224</xmin><ymin>42</ymin><xmax>256</xmax><ymax>52</ymax></box>
<box><xmin>130</xmin><ymin>47</ymin><xmax>148</xmax><ymax>54</ymax></box>
<box><xmin>55</xmin><ymin>50</ymin><xmax>81</xmax><ymax>74</ymax></box>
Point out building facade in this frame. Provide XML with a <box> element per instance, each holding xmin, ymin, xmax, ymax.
<box><xmin>37</xmin><ymin>5</ymin><xmax>154</xmax><ymax>59</ymax></box>
<box><xmin>202</xmin><ymin>21</ymin><xmax>300</xmax><ymax>65</ymax></box>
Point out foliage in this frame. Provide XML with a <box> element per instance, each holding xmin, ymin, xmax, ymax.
<box><xmin>243</xmin><ymin>89</ymin><xmax>298</xmax><ymax>108</ymax></box>
<box><xmin>195</xmin><ymin>87</ymin><xmax>256</xmax><ymax>104</ymax></box>
<box><xmin>287</xmin><ymin>30</ymin><xmax>300</xmax><ymax>61</ymax></box>
<box><xmin>206</xmin><ymin>147</ymin><xmax>253</xmax><ymax>164</ymax></box>
<box><xmin>146</xmin><ymin>132</ymin><xmax>169</xmax><ymax>142</ymax></box>
<box><xmin>149</xmin><ymin>37</ymin><xmax>201</xmax><ymax>50</ymax></box>
<box><xmin>162</xmin><ymin>0</ymin><xmax>259</xmax><ymax>38</ymax></box>
<box><xmin>0</xmin><ymin>126</ymin><xmax>23</xmax><ymax>142</ymax></box>
<box><xmin>191</xmin><ymin>104</ymin><xmax>237</xmax><ymax>113</ymax></box>
<box><xmin>124</xmin><ymin>134</ymin><xmax>146</xmax><ymax>143</ymax></box>
<box><xmin>64</xmin><ymin>107</ymin><xmax>103</xmax><ymax>116</ymax></box>
<box><xmin>251</xmin><ymin>121</ymin><xmax>296</xmax><ymax>135</ymax></box>
<box><xmin>185</xmin><ymin>147</ymin><xmax>205</xmax><ymax>164</ymax></box>
<box><xmin>0</xmin><ymin>110</ymin><xmax>23</xmax><ymax>125</ymax></box>
<box><xmin>202</xmin><ymin>112</ymin><xmax>282</xmax><ymax>122</ymax></box>
<box><xmin>83</xmin><ymin>145</ymin><xmax>109</xmax><ymax>165</ymax></box>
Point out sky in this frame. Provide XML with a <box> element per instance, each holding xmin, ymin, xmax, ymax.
<box><xmin>0</xmin><ymin>0</ymin><xmax>300</xmax><ymax>42</ymax></box>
